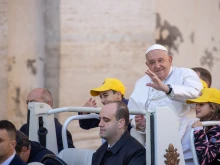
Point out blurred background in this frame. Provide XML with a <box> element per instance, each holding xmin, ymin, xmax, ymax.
<box><xmin>0</xmin><ymin>0</ymin><xmax>220</xmax><ymax>149</ymax></box>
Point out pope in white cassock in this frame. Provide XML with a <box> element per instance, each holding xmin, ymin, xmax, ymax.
<box><xmin>128</xmin><ymin>44</ymin><xmax>203</xmax><ymax>165</ymax></box>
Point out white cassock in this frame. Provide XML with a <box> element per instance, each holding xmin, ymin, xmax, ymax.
<box><xmin>128</xmin><ymin>66</ymin><xmax>202</xmax><ymax>165</ymax></box>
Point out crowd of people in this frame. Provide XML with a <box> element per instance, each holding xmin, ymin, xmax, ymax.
<box><xmin>0</xmin><ymin>44</ymin><xmax>219</xmax><ymax>165</ymax></box>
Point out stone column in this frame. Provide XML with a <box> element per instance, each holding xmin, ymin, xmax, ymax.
<box><xmin>8</xmin><ymin>0</ymin><xmax>45</xmax><ymax>128</ymax></box>
<box><xmin>44</xmin><ymin>0</ymin><xmax>61</xmax><ymax>109</ymax></box>
<box><xmin>0</xmin><ymin>0</ymin><xmax>8</xmax><ymax>120</ymax></box>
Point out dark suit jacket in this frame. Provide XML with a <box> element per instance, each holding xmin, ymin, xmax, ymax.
<box><xmin>28</xmin><ymin>141</ymin><xmax>54</xmax><ymax>162</ymax></box>
<box><xmin>9</xmin><ymin>154</ymin><xmax>27</xmax><ymax>165</ymax></box>
<box><xmin>28</xmin><ymin>141</ymin><xmax>61</xmax><ymax>165</ymax></box>
<box><xmin>20</xmin><ymin>118</ymin><xmax>74</xmax><ymax>152</ymax></box>
<box><xmin>79</xmin><ymin>99</ymin><xmax>132</xmax><ymax>131</ymax></box>
<box><xmin>92</xmin><ymin>131</ymin><xmax>146</xmax><ymax>165</ymax></box>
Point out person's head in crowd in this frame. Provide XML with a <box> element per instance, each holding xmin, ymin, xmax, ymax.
<box><xmin>99</xmin><ymin>101</ymin><xmax>129</xmax><ymax>146</ymax></box>
<box><xmin>90</xmin><ymin>78</ymin><xmax>126</xmax><ymax>105</ymax></box>
<box><xmin>145</xmin><ymin>44</ymin><xmax>172</xmax><ymax>81</ymax></box>
<box><xmin>16</xmin><ymin>131</ymin><xmax>63</xmax><ymax>165</ymax></box>
<box><xmin>191</xmin><ymin>67</ymin><xmax>212</xmax><ymax>88</ymax></box>
<box><xmin>186</xmin><ymin>88</ymin><xmax>220</xmax><ymax>122</ymax></box>
<box><xmin>0</xmin><ymin>120</ymin><xmax>17</xmax><ymax>164</ymax></box>
<box><xmin>26</xmin><ymin>88</ymin><xmax>53</xmax><ymax>107</ymax></box>
<box><xmin>15</xmin><ymin>131</ymin><xmax>31</xmax><ymax>163</ymax></box>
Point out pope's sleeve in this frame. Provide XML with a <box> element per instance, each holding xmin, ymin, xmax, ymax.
<box><xmin>169</xmin><ymin>68</ymin><xmax>203</xmax><ymax>102</ymax></box>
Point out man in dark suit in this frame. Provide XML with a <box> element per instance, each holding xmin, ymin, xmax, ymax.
<box><xmin>15</xmin><ymin>130</ymin><xmax>62</xmax><ymax>165</ymax></box>
<box><xmin>20</xmin><ymin>88</ymin><xmax>74</xmax><ymax>152</ymax></box>
<box><xmin>10</xmin><ymin>154</ymin><xmax>27</xmax><ymax>165</ymax></box>
<box><xmin>92</xmin><ymin>101</ymin><xmax>146</xmax><ymax>165</ymax></box>
<box><xmin>0</xmin><ymin>120</ymin><xmax>26</xmax><ymax>165</ymax></box>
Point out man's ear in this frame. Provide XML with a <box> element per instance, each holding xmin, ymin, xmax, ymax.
<box><xmin>168</xmin><ymin>55</ymin><xmax>173</xmax><ymax>63</ymax></box>
<box><xmin>115</xmin><ymin>91</ymin><xmax>122</xmax><ymax>100</ymax></box>
<box><xmin>118</xmin><ymin>118</ymin><xmax>125</xmax><ymax>129</ymax></box>
<box><xmin>21</xmin><ymin>146</ymin><xmax>28</xmax><ymax>153</ymax></box>
<box><xmin>46</xmin><ymin>101</ymin><xmax>52</xmax><ymax>107</ymax></box>
<box><xmin>10</xmin><ymin>140</ymin><xmax>16</xmax><ymax>149</ymax></box>
<box><xmin>145</xmin><ymin>61</ymin><xmax>149</xmax><ymax>67</ymax></box>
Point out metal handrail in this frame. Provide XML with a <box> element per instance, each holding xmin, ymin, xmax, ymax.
<box><xmin>190</xmin><ymin>121</ymin><xmax>220</xmax><ymax>165</ymax></box>
<box><xmin>62</xmin><ymin>114</ymin><xmax>100</xmax><ymax>149</ymax></box>
<box><xmin>48</xmin><ymin>106</ymin><xmax>145</xmax><ymax>115</ymax></box>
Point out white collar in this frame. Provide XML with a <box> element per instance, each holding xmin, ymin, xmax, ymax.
<box><xmin>161</xmin><ymin>66</ymin><xmax>175</xmax><ymax>83</ymax></box>
<box><xmin>0</xmin><ymin>151</ymin><xmax>16</xmax><ymax>165</ymax></box>
<box><xmin>108</xmin><ymin>143</ymin><xmax>115</xmax><ymax>149</ymax></box>
<box><xmin>168</xmin><ymin>66</ymin><xmax>173</xmax><ymax>77</ymax></box>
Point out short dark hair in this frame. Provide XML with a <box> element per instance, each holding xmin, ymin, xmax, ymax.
<box><xmin>191</xmin><ymin>67</ymin><xmax>212</xmax><ymax>87</ymax></box>
<box><xmin>0</xmin><ymin>120</ymin><xmax>16</xmax><ymax>140</ymax></box>
<box><xmin>15</xmin><ymin>130</ymin><xmax>30</xmax><ymax>153</ymax></box>
<box><xmin>111</xmin><ymin>101</ymin><xmax>129</xmax><ymax>129</ymax></box>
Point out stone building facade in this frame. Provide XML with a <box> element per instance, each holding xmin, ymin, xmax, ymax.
<box><xmin>0</xmin><ymin>0</ymin><xmax>220</xmax><ymax>149</ymax></box>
